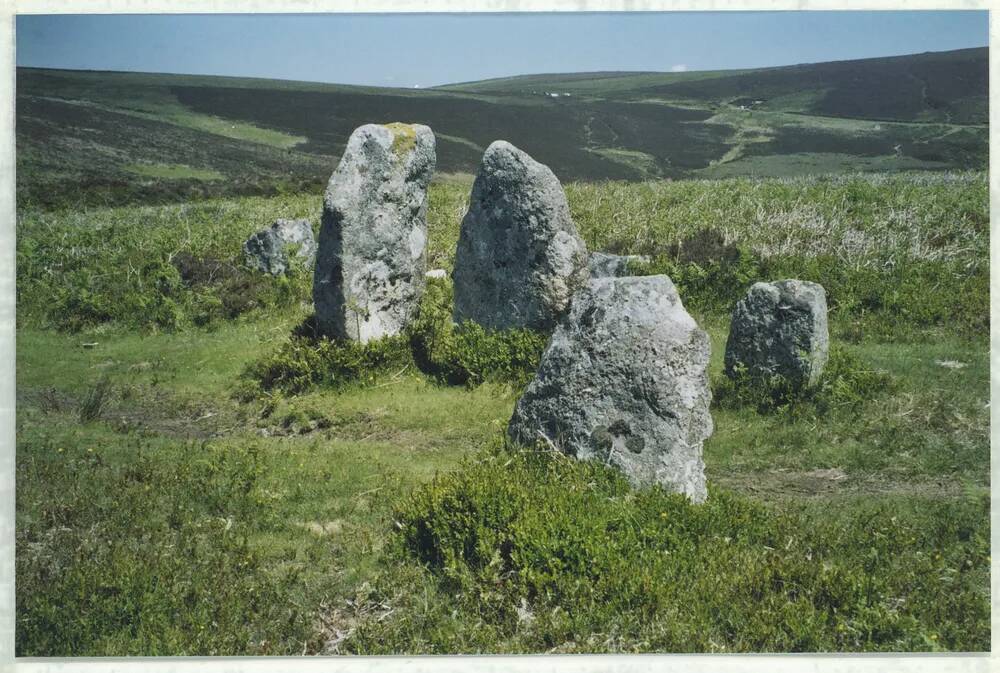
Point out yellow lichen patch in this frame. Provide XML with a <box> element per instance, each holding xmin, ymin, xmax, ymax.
<box><xmin>384</xmin><ymin>122</ymin><xmax>417</xmax><ymax>157</ymax></box>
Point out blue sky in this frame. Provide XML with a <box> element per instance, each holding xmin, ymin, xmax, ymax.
<box><xmin>16</xmin><ymin>11</ymin><xmax>989</xmax><ymax>88</ymax></box>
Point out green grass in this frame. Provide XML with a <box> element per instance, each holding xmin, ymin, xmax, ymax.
<box><xmin>15</xmin><ymin>172</ymin><xmax>989</xmax><ymax>654</ymax></box>
<box><xmin>126</xmin><ymin>163</ymin><xmax>226</xmax><ymax>181</ymax></box>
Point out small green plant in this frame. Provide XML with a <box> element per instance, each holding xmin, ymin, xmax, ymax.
<box><xmin>78</xmin><ymin>377</ymin><xmax>113</xmax><ymax>423</ymax></box>
<box><xmin>244</xmin><ymin>330</ymin><xmax>412</xmax><ymax>395</ymax></box>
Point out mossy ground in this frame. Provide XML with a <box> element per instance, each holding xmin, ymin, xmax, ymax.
<box><xmin>15</xmin><ymin>173</ymin><xmax>989</xmax><ymax>654</ymax></box>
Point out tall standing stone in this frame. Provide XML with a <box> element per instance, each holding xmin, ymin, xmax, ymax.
<box><xmin>313</xmin><ymin>123</ymin><xmax>436</xmax><ymax>342</ymax></box>
<box><xmin>508</xmin><ymin>275</ymin><xmax>713</xmax><ymax>502</ymax></box>
<box><xmin>724</xmin><ymin>279</ymin><xmax>830</xmax><ymax>387</ymax></box>
<box><xmin>452</xmin><ymin>141</ymin><xmax>589</xmax><ymax>331</ymax></box>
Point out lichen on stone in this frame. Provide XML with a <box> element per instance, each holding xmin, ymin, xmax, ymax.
<box><xmin>384</xmin><ymin>122</ymin><xmax>417</xmax><ymax>158</ymax></box>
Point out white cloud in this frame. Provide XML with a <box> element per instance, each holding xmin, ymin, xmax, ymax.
<box><xmin>670</xmin><ymin>64</ymin><xmax>688</xmax><ymax>72</ymax></box>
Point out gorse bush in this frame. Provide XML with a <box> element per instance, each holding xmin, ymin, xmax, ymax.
<box><xmin>244</xmin><ymin>278</ymin><xmax>548</xmax><ymax>396</ymax></box>
<box><xmin>713</xmin><ymin>344</ymin><xmax>896</xmax><ymax>415</ymax></box>
<box><xmin>353</xmin><ymin>444</ymin><xmax>990</xmax><ymax>653</ymax></box>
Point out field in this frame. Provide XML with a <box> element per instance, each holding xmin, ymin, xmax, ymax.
<box><xmin>14</xmin><ymin>172</ymin><xmax>990</xmax><ymax>655</ymax></box>
<box><xmin>16</xmin><ymin>47</ymin><xmax>987</xmax><ymax>208</ymax></box>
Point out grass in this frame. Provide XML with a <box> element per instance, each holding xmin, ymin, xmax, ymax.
<box><xmin>14</xmin><ymin>171</ymin><xmax>989</xmax><ymax>654</ymax></box>
<box><xmin>126</xmin><ymin>163</ymin><xmax>226</xmax><ymax>181</ymax></box>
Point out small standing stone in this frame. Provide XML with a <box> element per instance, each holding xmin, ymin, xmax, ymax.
<box><xmin>724</xmin><ymin>279</ymin><xmax>830</xmax><ymax>387</ymax></box>
<box><xmin>242</xmin><ymin>218</ymin><xmax>316</xmax><ymax>275</ymax></box>
<box><xmin>588</xmin><ymin>251</ymin><xmax>651</xmax><ymax>278</ymax></box>
<box><xmin>452</xmin><ymin>141</ymin><xmax>589</xmax><ymax>331</ymax></box>
<box><xmin>313</xmin><ymin>123</ymin><xmax>436</xmax><ymax>342</ymax></box>
<box><xmin>508</xmin><ymin>275</ymin><xmax>713</xmax><ymax>502</ymax></box>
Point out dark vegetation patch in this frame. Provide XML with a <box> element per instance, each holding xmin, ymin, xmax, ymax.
<box><xmin>16</xmin><ymin>95</ymin><xmax>328</xmax><ymax>210</ymax></box>
<box><xmin>743</xmin><ymin>124</ymin><xmax>987</xmax><ymax>169</ymax></box>
<box><xmin>646</xmin><ymin>48</ymin><xmax>987</xmax><ymax>123</ymax></box>
<box><xmin>170</xmin><ymin>252</ymin><xmax>282</xmax><ymax>325</ymax></box>
<box><xmin>340</xmin><ymin>445</ymin><xmax>989</xmax><ymax>653</ymax></box>
<box><xmin>584</xmin><ymin>100</ymin><xmax>730</xmax><ymax>172</ymax></box>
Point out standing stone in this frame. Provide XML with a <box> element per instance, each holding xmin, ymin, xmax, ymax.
<box><xmin>724</xmin><ymin>279</ymin><xmax>829</xmax><ymax>387</ymax></box>
<box><xmin>313</xmin><ymin>123</ymin><xmax>436</xmax><ymax>342</ymax></box>
<box><xmin>452</xmin><ymin>141</ymin><xmax>589</xmax><ymax>331</ymax></box>
<box><xmin>243</xmin><ymin>218</ymin><xmax>316</xmax><ymax>275</ymax></box>
<box><xmin>508</xmin><ymin>275</ymin><xmax>713</xmax><ymax>502</ymax></box>
<box><xmin>588</xmin><ymin>251</ymin><xmax>651</xmax><ymax>278</ymax></box>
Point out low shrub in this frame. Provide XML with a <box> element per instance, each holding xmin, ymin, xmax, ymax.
<box><xmin>243</xmin><ymin>330</ymin><xmax>413</xmax><ymax>396</ymax></box>
<box><xmin>408</xmin><ymin>279</ymin><xmax>549</xmax><ymax>388</ymax></box>
<box><xmin>630</xmin><ymin>228</ymin><xmax>765</xmax><ymax>313</ymax></box>
<box><xmin>353</xmin><ymin>444</ymin><xmax>990</xmax><ymax>653</ymax></box>
<box><xmin>244</xmin><ymin>279</ymin><xmax>549</xmax><ymax>396</ymax></box>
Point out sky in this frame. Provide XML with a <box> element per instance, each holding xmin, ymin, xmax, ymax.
<box><xmin>16</xmin><ymin>11</ymin><xmax>990</xmax><ymax>88</ymax></box>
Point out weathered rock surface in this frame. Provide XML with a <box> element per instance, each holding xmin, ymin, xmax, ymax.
<box><xmin>588</xmin><ymin>251</ymin><xmax>650</xmax><ymax>278</ymax></box>
<box><xmin>724</xmin><ymin>279</ymin><xmax>829</xmax><ymax>387</ymax></box>
<box><xmin>313</xmin><ymin>123</ymin><xmax>436</xmax><ymax>341</ymax></box>
<box><xmin>243</xmin><ymin>218</ymin><xmax>316</xmax><ymax>275</ymax></box>
<box><xmin>508</xmin><ymin>275</ymin><xmax>713</xmax><ymax>502</ymax></box>
<box><xmin>452</xmin><ymin>141</ymin><xmax>589</xmax><ymax>330</ymax></box>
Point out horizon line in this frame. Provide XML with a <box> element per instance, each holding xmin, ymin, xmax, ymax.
<box><xmin>16</xmin><ymin>44</ymin><xmax>987</xmax><ymax>91</ymax></box>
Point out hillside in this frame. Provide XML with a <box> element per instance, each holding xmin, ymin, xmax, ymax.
<box><xmin>16</xmin><ymin>47</ymin><xmax>988</xmax><ymax>209</ymax></box>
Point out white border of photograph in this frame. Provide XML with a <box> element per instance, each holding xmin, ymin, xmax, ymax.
<box><xmin>0</xmin><ymin>1</ymin><xmax>995</xmax><ymax>671</ymax></box>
